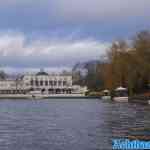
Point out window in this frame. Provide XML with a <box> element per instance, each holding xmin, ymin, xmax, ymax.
<box><xmin>49</xmin><ymin>81</ymin><xmax>53</xmax><ymax>86</ymax></box>
<box><xmin>58</xmin><ymin>81</ymin><xmax>62</xmax><ymax>86</ymax></box>
<box><xmin>63</xmin><ymin>81</ymin><xmax>67</xmax><ymax>86</ymax></box>
<box><xmin>45</xmin><ymin>80</ymin><xmax>48</xmax><ymax>86</ymax></box>
<box><xmin>40</xmin><ymin>80</ymin><xmax>43</xmax><ymax>86</ymax></box>
<box><xmin>35</xmin><ymin>80</ymin><xmax>39</xmax><ymax>86</ymax></box>
<box><xmin>30</xmin><ymin>80</ymin><xmax>34</xmax><ymax>86</ymax></box>
<box><xmin>54</xmin><ymin>81</ymin><xmax>57</xmax><ymax>86</ymax></box>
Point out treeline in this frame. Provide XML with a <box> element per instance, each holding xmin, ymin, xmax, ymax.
<box><xmin>104</xmin><ymin>30</ymin><xmax>150</xmax><ymax>95</ymax></box>
<box><xmin>72</xmin><ymin>60</ymin><xmax>105</xmax><ymax>91</ymax></box>
<box><xmin>73</xmin><ymin>30</ymin><xmax>150</xmax><ymax>95</ymax></box>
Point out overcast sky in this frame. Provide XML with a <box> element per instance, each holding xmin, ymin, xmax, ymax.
<box><xmin>0</xmin><ymin>0</ymin><xmax>150</xmax><ymax>72</ymax></box>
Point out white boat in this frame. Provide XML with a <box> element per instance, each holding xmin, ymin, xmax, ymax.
<box><xmin>29</xmin><ymin>90</ymin><xmax>44</xmax><ymax>99</ymax></box>
<box><xmin>101</xmin><ymin>89</ymin><xmax>111</xmax><ymax>100</ymax></box>
<box><xmin>31</xmin><ymin>94</ymin><xmax>44</xmax><ymax>99</ymax></box>
<box><xmin>113</xmin><ymin>86</ymin><xmax>128</xmax><ymax>102</ymax></box>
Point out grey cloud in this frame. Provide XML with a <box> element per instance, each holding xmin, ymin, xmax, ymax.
<box><xmin>0</xmin><ymin>32</ymin><xmax>110</xmax><ymax>69</ymax></box>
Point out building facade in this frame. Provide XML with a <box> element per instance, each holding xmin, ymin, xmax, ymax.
<box><xmin>0</xmin><ymin>71</ymin><xmax>87</xmax><ymax>95</ymax></box>
<box><xmin>0</xmin><ymin>79</ymin><xmax>25</xmax><ymax>94</ymax></box>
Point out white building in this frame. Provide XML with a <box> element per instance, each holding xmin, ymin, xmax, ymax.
<box><xmin>0</xmin><ymin>70</ymin><xmax>87</xmax><ymax>95</ymax></box>
<box><xmin>0</xmin><ymin>78</ymin><xmax>25</xmax><ymax>94</ymax></box>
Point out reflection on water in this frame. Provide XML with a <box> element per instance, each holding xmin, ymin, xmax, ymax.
<box><xmin>0</xmin><ymin>99</ymin><xmax>149</xmax><ymax>150</ymax></box>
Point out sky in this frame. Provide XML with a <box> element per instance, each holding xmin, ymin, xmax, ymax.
<box><xmin>0</xmin><ymin>0</ymin><xmax>150</xmax><ymax>73</ymax></box>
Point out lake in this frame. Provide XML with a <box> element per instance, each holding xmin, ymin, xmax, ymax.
<box><xmin>0</xmin><ymin>99</ymin><xmax>150</xmax><ymax>150</ymax></box>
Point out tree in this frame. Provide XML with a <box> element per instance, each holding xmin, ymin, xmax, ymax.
<box><xmin>133</xmin><ymin>31</ymin><xmax>150</xmax><ymax>92</ymax></box>
<box><xmin>103</xmin><ymin>30</ymin><xmax>150</xmax><ymax>95</ymax></box>
<box><xmin>0</xmin><ymin>70</ymin><xmax>7</xmax><ymax>80</ymax></box>
<box><xmin>104</xmin><ymin>40</ymin><xmax>129</xmax><ymax>90</ymax></box>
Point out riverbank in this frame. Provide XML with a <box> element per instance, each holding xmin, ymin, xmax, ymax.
<box><xmin>1</xmin><ymin>93</ymin><xmax>150</xmax><ymax>105</ymax></box>
<box><xmin>129</xmin><ymin>95</ymin><xmax>150</xmax><ymax>105</ymax></box>
<box><xmin>0</xmin><ymin>94</ymin><xmax>100</xmax><ymax>99</ymax></box>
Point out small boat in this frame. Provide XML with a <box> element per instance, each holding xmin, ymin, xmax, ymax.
<box><xmin>31</xmin><ymin>94</ymin><xmax>44</xmax><ymax>99</ymax></box>
<box><xmin>29</xmin><ymin>90</ymin><xmax>44</xmax><ymax>99</ymax></box>
<box><xmin>101</xmin><ymin>89</ymin><xmax>111</xmax><ymax>100</ymax></box>
<box><xmin>113</xmin><ymin>86</ymin><xmax>128</xmax><ymax>102</ymax></box>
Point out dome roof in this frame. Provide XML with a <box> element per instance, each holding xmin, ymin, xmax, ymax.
<box><xmin>36</xmin><ymin>71</ymin><xmax>49</xmax><ymax>76</ymax></box>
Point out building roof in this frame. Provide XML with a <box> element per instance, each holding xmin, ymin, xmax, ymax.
<box><xmin>36</xmin><ymin>71</ymin><xmax>49</xmax><ymax>76</ymax></box>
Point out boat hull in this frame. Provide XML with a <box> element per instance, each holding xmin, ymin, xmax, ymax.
<box><xmin>101</xmin><ymin>96</ymin><xmax>111</xmax><ymax>100</ymax></box>
<box><xmin>113</xmin><ymin>97</ymin><xmax>128</xmax><ymax>102</ymax></box>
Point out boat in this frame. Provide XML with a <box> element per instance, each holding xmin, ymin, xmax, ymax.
<box><xmin>31</xmin><ymin>94</ymin><xmax>44</xmax><ymax>99</ymax></box>
<box><xmin>29</xmin><ymin>90</ymin><xmax>44</xmax><ymax>99</ymax></box>
<box><xmin>101</xmin><ymin>89</ymin><xmax>111</xmax><ymax>100</ymax></box>
<box><xmin>113</xmin><ymin>86</ymin><xmax>128</xmax><ymax>102</ymax></box>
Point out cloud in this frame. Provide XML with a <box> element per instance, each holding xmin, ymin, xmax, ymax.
<box><xmin>0</xmin><ymin>32</ymin><xmax>110</xmax><ymax>70</ymax></box>
<box><xmin>0</xmin><ymin>0</ymin><xmax>149</xmax><ymax>72</ymax></box>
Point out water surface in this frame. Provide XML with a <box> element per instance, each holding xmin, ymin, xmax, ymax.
<box><xmin>0</xmin><ymin>99</ymin><xmax>150</xmax><ymax>150</ymax></box>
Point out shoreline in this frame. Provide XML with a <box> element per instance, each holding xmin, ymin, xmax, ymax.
<box><xmin>0</xmin><ymin>94</ymin><xmax>100</xmax><ymax>99</ymax></box>
<box><xmin>129</xmin><ymin>95</ymin><xmax>150</xmax><ymax>105</ymax></box>
<box><xmin>0</xmin><ymin>94</ymin><xmax>150</xmax><ymax>105</ymax></box>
